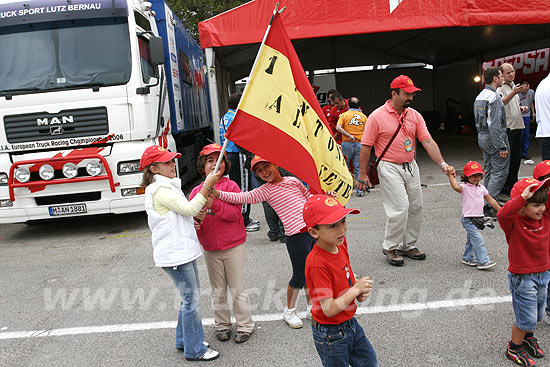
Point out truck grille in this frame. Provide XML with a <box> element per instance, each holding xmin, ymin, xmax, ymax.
<box><xmin>4</xmin><ymin>107</ymin><xmax>109</xmax><ymax>143</ymax></box>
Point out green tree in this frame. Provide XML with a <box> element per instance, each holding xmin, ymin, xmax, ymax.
<box><xmin>166</xmin><ymin>0</ymin><xmax>248</xmax><ymax>44</ymax></box>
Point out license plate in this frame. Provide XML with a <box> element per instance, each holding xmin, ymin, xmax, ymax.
<box><xmin>48</xmin><ymin>204</ymin><xmax>87</xmax><ymax>216</ymax></box>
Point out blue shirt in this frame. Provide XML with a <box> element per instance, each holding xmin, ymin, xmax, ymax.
<box><xmin>219</xmin><ymin>109</ymin><xmax>239</xmax><ymax>153</ymax></box>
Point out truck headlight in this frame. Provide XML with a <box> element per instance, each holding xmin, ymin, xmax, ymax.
<box><xmin>86</xmin><ymin>161</ymin><xmax>102</xmax><ymax>176</ymax></box>
<box><xmin>39</xmin><ymin>164</ymin><xmax>55</xmax><ymax>180</ymax></box>
<box><xmin>14</xmin><ymin>167</ymin><xmax>30</xmax><ymax>183</ymax></box>
<box><xmin>62</xmin><ymin>163</ymin><xmax>78</xmax><ymax>178</ymax></box>
<box><xmin>0</xmin><ymin>199</ymin><xmax>13</xmax><ymax>207</ymax></box>
<box><xmin>118</xmin><ymin>160</ymin><xmax>140</xmax><ymax>175</ymax></box>
<box><xmin>0</xmin><ymin>172</ymin><xmax>7</xmax><ymax>185</ymax></box>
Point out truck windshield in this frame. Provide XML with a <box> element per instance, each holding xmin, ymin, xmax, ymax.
<box><xmin>0</xmin><ymin>17</ymin><xmax>131</xmax><ymax>95</ymax></box>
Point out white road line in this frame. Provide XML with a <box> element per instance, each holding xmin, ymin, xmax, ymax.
<box><xmin>0</xmin><ymin>295</ymin><xmax>511</xmax><ymax>340</ymax></box>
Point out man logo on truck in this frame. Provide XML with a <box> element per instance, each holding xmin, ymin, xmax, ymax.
<box><xmin>50</xmin><ymin>126</ymin><xmax>64</xmax><ymax>135</ymax></box>
<box><xmin>36</xmin><ymin>116</ymin><xmax>74</xmax><ymax>126</ymax></box>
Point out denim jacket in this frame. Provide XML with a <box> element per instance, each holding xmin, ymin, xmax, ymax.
<box><xmin>474</xmin><ymin>85</ymin><xmax>508</xmax><ymax>153</ymax></box>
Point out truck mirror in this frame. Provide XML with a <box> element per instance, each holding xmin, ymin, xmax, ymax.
<box><xmin>149</xmin><ymin>37</ymin><xmax>165</xmax><ymax>66</ymax></box>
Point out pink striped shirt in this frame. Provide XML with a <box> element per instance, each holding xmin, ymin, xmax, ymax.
<box><xmin>218</xmin><ymin>177</ymin><xmax>312</xmax><ymax>236</ymax></box>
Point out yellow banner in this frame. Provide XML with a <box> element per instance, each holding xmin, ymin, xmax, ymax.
<box><xmin>239</xmin><ymin>45</ymin><xmax>353</xmax><ymax>204</ymax></box>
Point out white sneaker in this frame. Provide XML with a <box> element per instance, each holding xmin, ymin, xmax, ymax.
<box><xmin>305</xmin><ymin>305</ymin><xmax>312</xmax><ymax>320</ymax></box>
<box><xmin>477</xmin><ymin>261</ymin><xmax>496</xmax><ymax>270</ymax></box>
<box><xmin>185</xmin><ymin>347</ymin><xmax>219</xmax><ymax>361</ymax></box>
<box><xmin>283</xmin><ymin>307</ymin><xmax>303</xmax><ymax>328</ymax></box>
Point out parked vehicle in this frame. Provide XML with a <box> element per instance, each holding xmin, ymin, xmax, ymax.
<box><xmin>0</xmin><ymin>0</ymin><xmax>212</xmax><ymax>223</ymax></box>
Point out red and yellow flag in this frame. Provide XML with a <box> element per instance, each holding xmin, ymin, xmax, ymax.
<box><xmin>225</xmin><ymin>11</ymin><xmax>353</xmax><ymax>204</ymax></box>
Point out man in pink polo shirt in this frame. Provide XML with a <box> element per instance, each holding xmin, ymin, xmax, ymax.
<box><xmin>358</xmin><ymin>75</ymin><xmax>454</xmax><ymax>266</ymax></box>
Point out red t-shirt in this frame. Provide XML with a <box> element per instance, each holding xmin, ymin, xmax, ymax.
<box><xmin>322</xmin><ymin>104</ymin><xmax>333</xmax><ymax>123</ymax></box>
<box><xmin>305</xmin><ymin>239</ymin><xmax>357</xmax><ymax>324</ymax></box>
<box><xmin>327</xmin><ymin>100</ymin><xmax>349</xmax><ymax>141</ymax></box>
<box><xmin>497</xmin><ymin>195</ymin><xmax>550</xmax><ymax>274</ymax></box>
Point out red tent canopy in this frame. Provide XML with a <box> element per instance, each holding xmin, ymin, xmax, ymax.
<box><xmin>199</xmin><ymin>0</ymin><xmax>550</xmax><ymax>49</ymax></box>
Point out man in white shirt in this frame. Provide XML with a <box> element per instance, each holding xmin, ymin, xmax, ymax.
<box><xmin>496</xmin><ymin>63</ymin><xmax>528</xmax><ymax>200</ymax></box>
<box><xmin>535</xmin><ymin>73</ymin><xmax>550</xmax><ymax>160</ymax></box>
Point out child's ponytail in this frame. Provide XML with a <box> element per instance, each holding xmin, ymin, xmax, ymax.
<box><xmin>140</xmin><ymin>164</ymin><xmax>157</xmax><ymax>187</ymax></box>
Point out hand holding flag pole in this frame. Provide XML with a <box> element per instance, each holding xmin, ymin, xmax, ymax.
<box><xmin>212</xmin><ymin>3</ymin><xmax>281</xmax><ymax>176</ymax></box>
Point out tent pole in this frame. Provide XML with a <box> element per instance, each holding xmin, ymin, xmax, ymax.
<box><xmin>205</xmin><ymin>47</ymin><xmax>221</xmax><ymax>144</ymax></box>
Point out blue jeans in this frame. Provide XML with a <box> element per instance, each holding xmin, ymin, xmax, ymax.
<box><xmin>508</xmin><ymin>271</ymin><xmax>550</xmax><ymax>331</ymax></box>
<box><xmin>461</xmin><ymin>217</ymin><xmax>490</xmax><ymax>264</ymax></box>
<box><xmin>521</xmin><ymin>116</ymin><xmax>531</xmax><ymax>156</ymax></box>
<box><xmin>312</xmin><ymin>317</ymin><xmax>377</xmax><ymax>367</ymax></box>
<box><xmin>162</xmin><ymin>261</ymin><xmax>208</xmax><ymax>359</ymax></box>
<box><xmin>341</xmin><ymin>141</ymin><xmax>362</xmax><ymax>194</ymax></box>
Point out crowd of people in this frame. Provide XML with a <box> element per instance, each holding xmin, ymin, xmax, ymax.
<box><xmin>138</xmin><ymin>70</ymin><xmax>550</xmax><ymax>366</ymax></box>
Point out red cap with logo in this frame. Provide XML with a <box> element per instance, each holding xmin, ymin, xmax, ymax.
<box><xmin>390</xmin><ymin>75</ymin><xmax>421</xmax><ymax>93</ymax></box>
<box><xmin>533</xmin><ymin>160</ymin><xmax>550</xmax><ymax>180</ymax></box>
<box><xmin>463</xmin><ymin>161</ymin><xmax>485</xmax><ymax>177</ymax></box>
<box><xmin>139</xmin><ymin>145</ymin><xmax>181</xmax><ymax>170</ymax></box>
<box><xmin>510</xmin><ymin>177</ymin><xmax>550</xmax><ymax>199</ymax></box>
<box><xmin>199</xmin><ymin>143</ymin><xmax>226</xmax><ymax>157</ymax></box>
<box><xmin>302</xmin><ymin>194</ymin><xmax>360</xmax><ymax>230</ymax></box>
<box><xmin>250</xmin><ymin>155</ymin><xmax>269</xmax><ymax>171</ymax></box>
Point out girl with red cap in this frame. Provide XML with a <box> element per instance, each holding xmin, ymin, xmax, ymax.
<box><xmin>447</xmin><ymin>161</ymin><xmax>500</xmax><ymax>270</ymax></box>
<box><xmin>139</xmin><ymin>145</ymin><xmax>220</xmax><ymax>361</ymax></box>
<box><xmin>189</xmin><ymin>143</ymin><xmax>254</xmax><ymax>344</ymax></box>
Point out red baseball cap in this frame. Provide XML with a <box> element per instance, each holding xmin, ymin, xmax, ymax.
<box><xmin>302</xmin><ymin>194</ymin><xmax>360</xmax><ymax>230</ymax></box>
<box><xmin>390</xmin><ymin>75</ymin><xmax>421</xmax><ymax>93</ymax></box>
<box><xmin>250</xmin><ymin>155</ymin><xmax>269</xmax><ymax>171</ymax></box>
<box><xmin>139</xmin><ymin>145</ymin><xmax>181</xmax><ymax>170</ymax></box>
<box><xmin>463</xmin><ymin>161</ymin><xmax>485</xmax><ymax>177</ymax></box>
<box><xmin>533</xmin><ymin>160</ymin><xmax>550</xmax><ymax>180</ymax></box>
<box><xmin>199</xmin><ymin>143</ymin><xmax>226</xmax><ymax>157</ymax></box>
<box><xmin>510</xmin><ymin>177</ymin><xmax>550</xmax><ymax>199</ymax></box>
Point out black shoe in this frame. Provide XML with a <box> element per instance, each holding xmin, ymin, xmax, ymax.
<box><xmin>279</xmin><ymin>236</ymin><xmax>286</xmax><ymax>243</ymax></box>
<box><xmin>399</xmin><ymin>248</ymin><xmax>426</xmax><ymax>260</ymax></box>
<box><xmin>506</xmin><ymin>342</ymin><xmax>536</xmax><ymax>366</ymax></box>
<box><xmin>383</xmin><ymin>249</ymin><xmax>404</xmax><ymax>266</ymax></box>
<box><xmin>234</xmin><ymin>331</ymin><xmax>252</xmax><ymax>343</ymax></box>
<box><xmin>523</xmin><ymin>336</ymin><xmax>545</xmax><ymax>358</ymax></box>
<box><xmin>269</xmin><ymin>236</ymin><xmax>279</xmax><ymax>242</ymax></box>
<box><xmin>215</xmin><ymin>329</ymin><xmax>230</xmax><ymax>342</ymax></box>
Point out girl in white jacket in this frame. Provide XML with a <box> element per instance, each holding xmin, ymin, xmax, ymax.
<box><xmin>140</xmin><ymin>145</ymin><xmax>220</xmax><ymax>361</ymax></box>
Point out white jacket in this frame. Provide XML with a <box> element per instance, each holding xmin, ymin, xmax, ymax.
<box><xmin>144</xmin><ymin>175</ymin><xmax>202</xmax><ymax>267</ymax></box>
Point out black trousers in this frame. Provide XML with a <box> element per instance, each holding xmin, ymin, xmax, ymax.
<box><xmin>502</xmin><ymin>129</ymin><xmax>522</xmax><ymax>195</ymax></box>
<box><xmin>255</xmin><ymin>173</ymin><xmax>285</xmax><ymax>240</ymax></box>
<box><xmin>227</xmin><ymin>152</ymin><xmax>251</xmax><ymax>225</ymax></box>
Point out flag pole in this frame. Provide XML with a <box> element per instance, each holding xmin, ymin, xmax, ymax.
<box><xmin>213</xmin><ymin>3</ymin><xmax>281</xmax><ymax>174</ymax></box>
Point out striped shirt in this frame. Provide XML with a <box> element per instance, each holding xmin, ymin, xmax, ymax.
<box><xmin>218</xmin><ymin>177</ymin><xmax>312</xmax><ymax>236</ymax></box>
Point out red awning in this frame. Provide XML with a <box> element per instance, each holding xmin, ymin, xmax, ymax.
<box><xmin>199</xmin><ymin>0</ymin><xmax>550</xmax><ymax>49</ymax></box>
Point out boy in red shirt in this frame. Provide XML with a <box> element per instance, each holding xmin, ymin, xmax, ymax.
<box><xmin>497</xmin><ymin>177</ymin><xmax>550</xmax><ymax>366</ymax></box>
<box><xmin>304</xmin><ymin>194</ymin><xmax>377</xmax><ymax>367</ymax></box>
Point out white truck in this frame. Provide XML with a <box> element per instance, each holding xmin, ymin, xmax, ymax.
<box><xmin>0</xmin><ymin>0</ymin><xmax>212</xmax><ymax>223</ymax></box>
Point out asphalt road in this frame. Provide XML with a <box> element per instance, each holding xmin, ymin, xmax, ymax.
<box><xmin>1</xmin><ymin>134</ymin><xmax>549</xmax><ymax>367</ymax></box>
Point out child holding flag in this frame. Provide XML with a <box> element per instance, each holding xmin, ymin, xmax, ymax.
<box><xmin>190</xmin><ymin>143</ymin><xmax>254</xmax><ymax>343</ymax></box>
<box><xmin>212</xmin><ymin>155</ymin><xmax>314</xmax><ymax>329</ymax></box>
<box><xmin>139</xmin><ymin>145</ymin><xmax>220</xmax><ymax>361</ymax></box>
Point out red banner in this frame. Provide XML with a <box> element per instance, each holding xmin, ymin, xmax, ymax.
<box><xmin>225</xmin><ymin>12</ymin><xmax>353</xmax><ymax>204</ymax></box>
